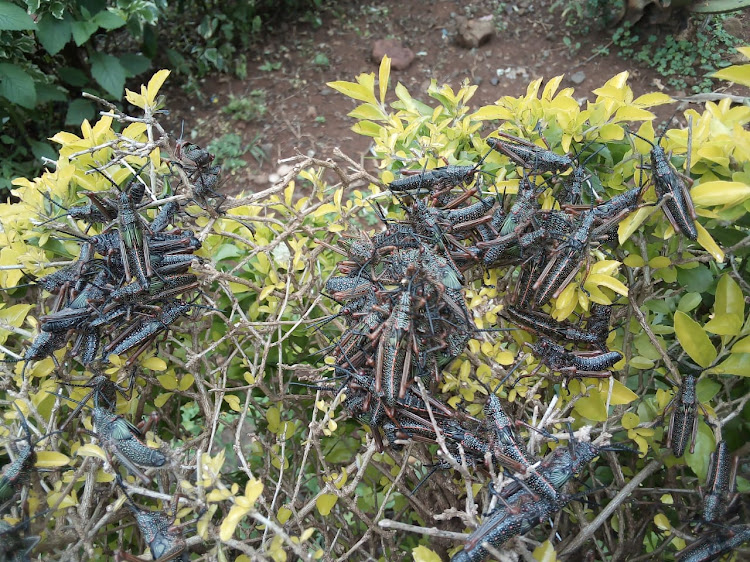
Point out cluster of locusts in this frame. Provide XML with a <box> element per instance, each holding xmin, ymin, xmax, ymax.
<box><xmin>0</xmin><ymin>139</ymin><xmax>223</xmax><ymax>561</ymax></box>
<box><xmin>316</xmin><ymin>125</ymin><xmax>747</xmax><ymax>560</ymax></box>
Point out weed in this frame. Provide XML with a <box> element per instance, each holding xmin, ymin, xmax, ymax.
<box><xmin>207</xmin><ymin>133</ymin><xmax>248</xmax><ymax>173</ymax></box>
<box><xmin>613</xmin><ymin>15</ymin><xmax>741</xmax><ymax>93</ymax></box>
<box><xmin>222</xmin><ymin>91</ymin><xmax>268</xmax><ymax>122</ymax></box>
<box><xmin>315</xmin><ymin>116</ymin><xmax>326</xmax><ymax>124</ymax></box>
<box><xmin>313</xmin><ymin>53</ymin><xmax>330</xmax><ymax>68</ymax></box>
<box><xmin>260</xmin><ymin>61</ymin><xmax>282</xmax><ymax>72</ymax></box>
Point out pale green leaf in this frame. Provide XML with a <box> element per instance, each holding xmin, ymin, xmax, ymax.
<box><xmin>316</xmin><ymin>493</ymin><xmax>338</xmax><ymax>516</ymax></box>
<box><xmin>673</xmin><ymin>311</ymin><xmax>717</xmax><ymax>368</ymax></box>
<box><xmin>412</xmin><ymin>545</ymin><xmax>443</xmax><ymax>562</ymax></box>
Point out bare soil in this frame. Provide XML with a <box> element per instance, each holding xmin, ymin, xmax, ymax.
<box><xmin>159</xmin><ymin>0</ymin><xmax>749</xmax><ymax>195</ymax></box>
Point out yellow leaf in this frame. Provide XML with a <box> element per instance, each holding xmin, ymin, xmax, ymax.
<box><xmin>206</xmin><ymin>488</ymin><xmax>233</xmax><ymax>502</ymax></box>
<box><xmin>532</xmin><ymin>540</ymin><xmax>558</xmax><ymax>562</ymax></box>
<box><xmin>711</xmin><ymin>64</ymin><xmax>750</xmax><ymax>87</ymax></box>
<box><xmin>553</xmin><ymin>283</ymin><xmax>578</xmax><ymax>319</ymax></box>
<box><xmin>613</xmin><ymin>106</ymin><xmax>655</xmax><ymax>122</ymax></box>
<box><xmin>327</xmin><ymin>79</ymin><xmax>377</xmax><ymax>104</ymax></box>
<box><xmin>142</xmin><ymin>357</ymin><xmax>167</xmax><ymax>371</ymax></box>
<box><xmin>125</xmin><ymin>89</ymin><xmax>146</xmax><ymax>109</ymax></box>
<box><xmin>654</xmin><ymin>513</ymin><xmax>671</xmax><ymax>531</ymax></box>
<box><xmin>76</xmin><ymin>444</ymin><xmax>107</xmax><ymax>461</ymax></box>
<box><xmin>704</xmin><ymin>314</ymin><xmax>743</xmax><ymax>337</ymax></box>
<box><xmin>691</xmin><ymin>181</ymin><xmax>750</xmax><ymax>207</ymax></box>
<box><xmin>621</xmin><ymin>412</ymin><xmax>640</xmax><ymax>429</ymax></box>
<box><xmin>632</xmin><ymin>92</ymin><xmax>673</xmax><ymax>107</ymax></box>
<box><xmin>35</xmin><ymin>451</ymin><xmax>70</xmax><ymax>468</ymax></box>
<box><xmin>315</xmin><ymin>493</ymin><xmax>338</xmax><ymax>516</ymax></box>
<box><xmin>584</xmin><ymin>273</ymin><xmax>628</xmax><ymax>297</ymax></box>
<box><xmin>574</xmin><ymin>390</ymin><xmax>607</xmax><ymax>422</ymax></box>
<box><xmin>379</xmin><ymin>55</ymin><xmax>390</xmax><ymax>104</ymax></box>
<box><xmin>471</xmin><ymin>106</ymin><xmax>514</xmax><ymax>121</ymax></box>
<box><xmin>244</xmin><ymin>478</ymin><xmax>264</xmax><ymax>504</ymax></box>
<box><xmin>674</xmin><ymin>311</ymin><xmax>717</xmax><ymax>368</ymax></box>
<box><xmin>590</xmin><ymin>260</ymin><xmax>621</xmax><ymax>276</ymax></box>
<box><xmin>259</xmin><ymin>285</ymin><xmax>275</xmax><ymax>302</ymax></box>
<box><xmin>648</xmin><ymin>256</ymin><xmax>671</xmax><ymax>269</ymax></box>
<box><xmin>412</xmin><ymin>545</ymin><xmax>443</xmax><ymax>562</ymax></box>
<box><xmin>604</xmin><ymin>378</ymin><xmax>638</xmax><ymax>405</ymax></box>
<box><xmin>145</xmin><ymin>69</ymin><xmax>171</xmax><ymax>106</ymax></box>
<box><xmin>542</xmin><ymin>76</ymin><xmax>563</xmax><ymax>100</ymax></box>
<box><xmin>618</xmin><ymin>206</ymin><xmax>657</xmax><ymax>244</ymax></box>
<box><xmin>695</xmin><ymin>221</ymin><xmax>724</xmax><ymax>263</ymax></box>
<box><xmin>220</xmin><ymin>503</ymin><xmax>250</xmax><ymax>542</ymax></box>
<box><xmin>348</xmin><ymin>103</ymin><xmax>387</xmax><ymax>121</ymax></box>
<box><xmin>277</xmin><ymin>507</ymin><xmax>292</xmax><ymax>524</ymax></box>
<box><xmin>224</xmin><ymin>395</ymin><xmax>242</xmax><ymax>412</ymax></box>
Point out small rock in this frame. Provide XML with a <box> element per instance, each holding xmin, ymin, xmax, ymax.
<box><xmin>277</xmin><ymin>164</ymin><xmax>293</xmax><ymax>177</ymax></box>
<box><xmin>372</xmin><ymin>39</ymin><xmax>415</xmax><ymax>70</ymax></box>
<box><xmin>490</xmin><ymin>77</ymin><xmax>499</xmax><ymax>86</ymax></box>
<box><xmin>455</xmin><ymin>16</ymin><xmax>495</xmax><ymax>49</ymax></box>
<box><xmin>570</xmin><ymin>71</ymin><xmax>586</xmax><ymax>85</ymax></box>
<box><xmin>306</xmin><ymin>149</ymin><xmax>316</xmax><ymax>158</ymax></box>
<box><xmin>473</xmin><ymin>76</ymin><xmax>483</xmax><ymax>86</ymax></box>
<box><xmin>320</xmin><ymin>87</ymin><xmax>332</xmax><ymax>96</ymax></box>
<box><xmin>268</xmin><ymin>173</ymin><xmax>280</xmax><ymax>184</ymax></box>
<box><xmin>307</xmin><ymin>105</ymin><xmax>317</xmax><ymax>118</ymax></box>
<box><xmin>722</xmin><ymin>17</ymin><xmax>744</xmax><ymax>40</ymax></box>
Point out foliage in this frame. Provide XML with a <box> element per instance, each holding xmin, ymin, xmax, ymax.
<box><xmin>222</xmin><ymin>90</ymin><xmax>268</xmax><ymax>122</ymax></box>
<box><xmin>613</xmin><ymin>14</ymin><xmax>741</xmax><ymax>93</ymax></box>
<box><xmin>1</xmin><ymin>54</ymin><xmax>750</xmax><ymax>561</ymax></box>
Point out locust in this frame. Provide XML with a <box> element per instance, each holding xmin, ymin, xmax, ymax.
<box><xmin>665</xmin><ymin>374</ymin><xmax>705</xmax><ymax>458</ymax></box>
<box><xmin>53</xmin><ymin>393</ymin><xmax>166</xmax><ymax>484</ymax></box>
<box><xmin>114</xmin><ymin>476</ymin><xmax>190</xmax><ymax>562</ymax></box>
<box><xmin>700</xmin><ymin>439</ymin><xmax>738</xmax><ymax>526</ymax></box>
<box><xmin>0</xmin><ymin>404</ymin><xmax>57</xmax><ymax>504</ymax></box>
<box><xmin>629</xmin><ymin>123</ymin><xmax>698</xmax><ymax>240</ymax></box>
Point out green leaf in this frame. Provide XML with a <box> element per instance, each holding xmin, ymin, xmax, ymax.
<box><xmin>714</xmin><ymin>274</ymin><xmax>744</xmax><ymax>329</ymax></box>
<box><xmin>696</xmin><ymin>378</ymin><xmax>721</xmax><ymax>403</ymax></box>
<box><xmin>36</xmin><ymin>14</ymin><xmax>71</xmax><ymax>55</ymax></box>
<box><xmin>673</xmin><ymin>311</ymin><xmax>716</xmax><ymax>368</ymax></box>
<box><xmin>65</xmin><ymin>98</ymin><xmax>95</xmax><ymax>125</ymax></box>
<box><xmin>90</xmin><ymin>52</ymin><xmax>126</xmax><ymax>99</ymax></box>
<box><xmin>92</xmin><ymin>9</ymin><xmax>126</xmax><ymax>30</ymax></box>
<box><xmin>71</xmin><ymin>19</ymin><xmax>97</xmax><ymax>46</ymax></box>
<box><xmin>0</xmin><ymin>1</ymin><xmax>35</xmax><ymax>30</ymax></box>
<box><xmin>706</xmin><ymin>353</ymin><xmax>750</xmax><ymax>377</ymax></box>
<box><xmin>0</xmin><ymin>63</ymin><xmax>36</xmax><ymax>108</ymax></box>
<box><xmin>684</xmin><ymin>421</ymin><xmax>715</xmax><ymax>480</ymax></box>
<box><xmin>703</xmin><ymin>314</ymin><xmax>742</xmax><ymax>336</ymax></box>
<box><xmin>676</xmin><ymin>265</ymin><xmax>714</xmax><ymax>294</ymax></box>
<box><xmin>677</xmin><ymin>293</ymin><xmax>702</xmax><ymax>313</ymax></box>
<box><xmin>118</xmin><ymin>53</ymin><xmax>151</xmax><ymax>77</ymax></box>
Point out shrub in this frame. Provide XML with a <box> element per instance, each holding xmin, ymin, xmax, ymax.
<box><xmin>0</xmin><ymin>53</ymin><xmax>749</xmax><ymax>560</ymax></box>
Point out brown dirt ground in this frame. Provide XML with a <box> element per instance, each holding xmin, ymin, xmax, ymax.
<box><xmin>159</xmin><ymin>0</ymin><xmax>750</xmax><ymax>195</ymax></box>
